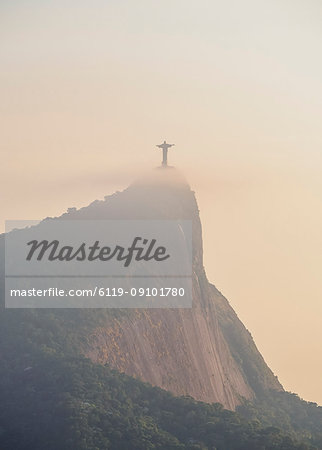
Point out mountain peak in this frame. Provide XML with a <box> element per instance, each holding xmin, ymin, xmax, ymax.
<box><xmin>1</xmin><ymin>172</ymin><xmax>283</xmax><ymax>410</ymax></box>
<box><xmin>131</xmin><ymin>166</ymin><xmax>189</xmax><ymax>188</ymax></box>
<box><xmin>55</xmin><ymin>174</ymin><xmax>283</xmax><ymax>409</ymax></box>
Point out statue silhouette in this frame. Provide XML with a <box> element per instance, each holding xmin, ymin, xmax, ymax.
<box><xmin>156</xmin><ymin>141</ymin><xmax>175</xmax><ymax>167</ymax></box>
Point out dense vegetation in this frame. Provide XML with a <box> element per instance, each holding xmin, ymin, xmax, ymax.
<box><xmin>0</xmin><ymin>355</ymin><xmax>316</xmax><ymax>450</ymax></box>
<box><xmin>238</xmin><ymin>392</ymin><xmax>322</xmax><ymax>449</ymax></box>
<box><xmin>0</xmin><ymin>309</ymin><xmax>321</xmax><ymax>449</ymax></box>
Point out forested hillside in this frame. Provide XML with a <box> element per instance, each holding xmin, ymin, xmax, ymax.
<box><xmin>0</xmin><ymin>308</ymin><xmax>321</xmax><ymax>450</ymax></box>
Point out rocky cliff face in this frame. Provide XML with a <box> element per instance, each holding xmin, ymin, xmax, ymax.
<box><xmin>61</xmin><ymin>168</ymin><xmax>282</xmax><ymax>409</ymax></box>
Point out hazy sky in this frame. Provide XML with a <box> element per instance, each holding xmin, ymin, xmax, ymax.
<box><xmin>1</xmin><ymin>0</ymin><xmax>322</xmax><ymax>404</ymax></box>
